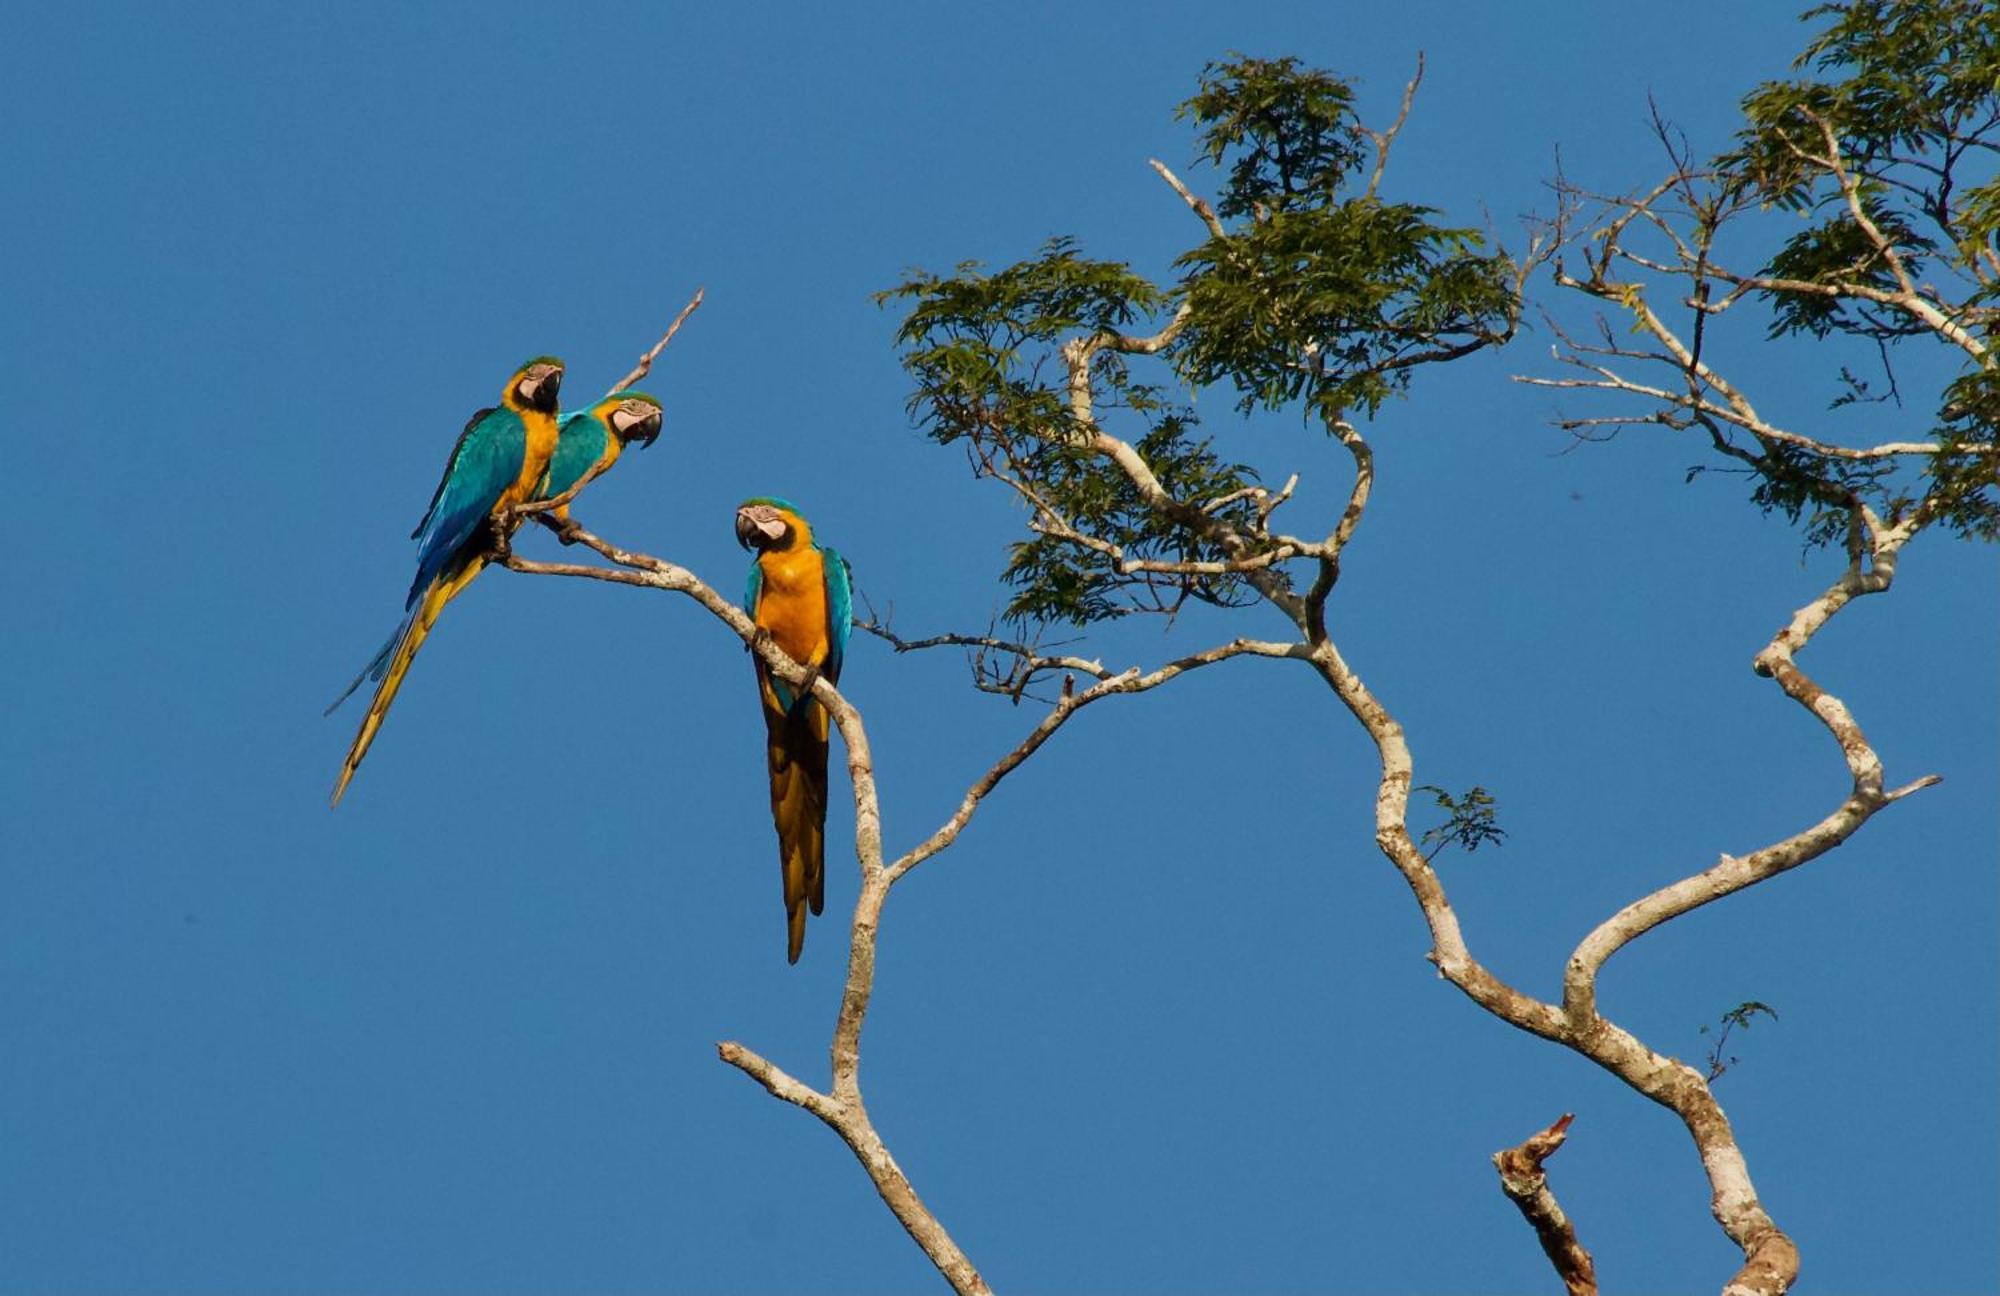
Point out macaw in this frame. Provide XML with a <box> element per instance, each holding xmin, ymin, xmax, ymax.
<box><xmin>540</xmin><ymin>390</ymin><xmax>664</xmax><ymax>527</ymax></box>
<box><xmin>327</xmin><ymin>356</ymin><xmax>565</xmax><ymax>807</ymax></box>
<box><xmin>736</xmin><ymin>498</ymin><xmax>853</xmax><ymax>963</ymax></box>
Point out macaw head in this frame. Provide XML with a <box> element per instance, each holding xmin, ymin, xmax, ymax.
<box><xmin>736</xmin><ymin>497</ymin><xmax>809</xmax><ymax>553</ymax></box>
<box><xmin>600</xmin><ymin>390</ymin><xmax>663</xmax><ymax>449</ymax></box>
<box><xmin>509</xmin><ymin>357</ymin><xmax>565</xmax><ymax>414</ymax></box>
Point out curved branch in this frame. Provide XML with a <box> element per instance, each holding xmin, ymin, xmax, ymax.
<box><xmin>1532</xmin><ymin>510</ymin><xmax>1938</xmax><ymax>1296</ymax></box>
<box><xmin>1305</xmin><ymin>421</ymin><xmax>1375</xmax><ymax>642</ymax></box>
<box><xmin>1563</xmin><ymin>507</ymin><xmax>1936</xmax><ymax>1023</ymax></box>
<box><xmin>501</xmin><ymin>529</ymin><xmax>1020</xmax><ymax>1290</ymax></box>
<box><xmin>1301</xmin><ymin>633</ymin><xmax>1571</xmax><ymax>1040</ymax></box>
<box><xmin>1148</xmin><ymin>158</ymin><xmax>1226</xmax><ymax>239</ymax></box>
<box><xmin>716</xmin><ymin>1039</ymin><xmax>991</xmax><ymax>1296</ymax></box>
<box><xmin>887</xmin><ymin>637</ymin><xmax>1303</xmax><ymax>883</ymax></box>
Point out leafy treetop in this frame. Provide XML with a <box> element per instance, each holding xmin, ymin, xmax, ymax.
<box><xmin>882</xmin><ymin>57</ymin><xmax>1522</xmax><ymax>629</ymax></box>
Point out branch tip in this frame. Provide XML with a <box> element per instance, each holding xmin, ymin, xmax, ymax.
<box><xmin>1494</xmin><ymin>1113</ymin><xmax>1596</xmax><ymax>1296</ymax></box>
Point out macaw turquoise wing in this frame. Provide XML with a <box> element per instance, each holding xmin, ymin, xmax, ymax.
<box><xmin>543</xmin><ymin>411</ymin><xmax>610</xmax><ymax>501</ymax></box>
<box><xmin>407</xmin><ymin>405</ymin><xmax>527</xmax><ymax>609</ymax></box>
<box><xmin>412</xmin><ymin>407</ymin><xmax>493</xmax><ymax>539</ymax></box>
<box><xmin>819</xmin><ymin>546</ymin><xmax>852</xmax><ymax>685</ymax></box>
<box><xmin>744</xmin><ymin>560</ymin><xmax>765</xmax><ymax>618</ymax></box>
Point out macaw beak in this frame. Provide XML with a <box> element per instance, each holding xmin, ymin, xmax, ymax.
<box><xmin>633</xmin><ymin>411</ymin><xmax>662</xmax><ymax>448</ymax></box>
<box><xmin>736</xmin><ymin>509</ymin><xmax>788</xmax><ymax>549</ymax></box>
<box><xmin>519</xmin><ymin>367</ymin><xmax>562</xmax><ymax>412</ymax></box>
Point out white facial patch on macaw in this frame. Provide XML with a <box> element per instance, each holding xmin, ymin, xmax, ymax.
<box><xmin>610</xmin><ymin>404</ymin><xmax>652</xmax><ymax>437</ymax></box>
<box><xmin>737</xmin><ymin>505</ymin><xmax>791</xmax><ymax>546</ymax></box>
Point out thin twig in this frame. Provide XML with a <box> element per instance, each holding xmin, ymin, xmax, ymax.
<box><xmin>1364</xmin><ymin>53</ymin><xmax>1425</xmax><ymax>200</ymax></box>
<box><xmin>886</xmin><ymin>637</ymin><xmax>1303</xmax><ymax>884</ymax></box>
<box><xmin>855</xmin><ymin>618</ymin><xmax>1113</xmax><ymax>681</ymax></box>
<box><xmin>609</xmin><ymin>286</ymin><xmax>707</xmax><ymax>395</ymax></box>
<box><xmin>509</xmin><ymin>290</ymin><xmax>707</xmax><ymax>525</ymax></box>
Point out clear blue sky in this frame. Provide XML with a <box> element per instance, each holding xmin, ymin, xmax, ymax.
<box><xmin>3</xmin><ymin>3</ymin><xmax>1993</xmax><ymax>1292</ymax></box>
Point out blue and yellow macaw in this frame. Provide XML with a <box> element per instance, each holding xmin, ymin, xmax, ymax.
<box><xmin>540</xmin><ymin>390</ymin><xmax>664</xmax><ymax>527</ymax></box>
<box><xmin>736</xmin><ymin>498</ymin><xmax>853</xmax><ymax>963</ymax></box>
<box><xmin>327</xmin><ymin>357</ymin><xmax>565</xmax><ymax>806</ymax></box>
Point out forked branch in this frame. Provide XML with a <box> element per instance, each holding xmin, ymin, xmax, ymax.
<box><xmin>1015</xmin><ymin>153</ymin><xmax>1953</xmax><ymax>1296</ymax></box>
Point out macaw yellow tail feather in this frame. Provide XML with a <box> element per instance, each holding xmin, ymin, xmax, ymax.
<box><xmin>763</xmin><ymin>692</ymin><xmax>830</xmax><ymax>963</ymax></box>
<box><xmin>329</xmin><ymin>555</ymin><xmax>485</xmax><ymax>807</ymax></box>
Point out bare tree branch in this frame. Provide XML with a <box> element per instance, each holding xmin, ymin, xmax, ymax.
<box><xmin>1563</xmin><ymin>506</ymin><xmax>1941</xmax><ymax>1026</ymax></box>
<box><xmin>1305</xmin><ymin>420</ymin><xmax>1374</xmax><ymax>641</ymax></box>
<box><xmin>1364</xmin><ymin>53</ymin><xmax>1425</xmax><ymax>200</ymax></box>
<box><xmin>610</xmin><ymin>286</ymin><xmax>708</xmax><ymax>394</ymax></box>
<box><xmin>886</xmin><ymin>636</ymin><xmax>1303</xmax><ymax>884</ymax></box>
<box><xmin>1493</xmin><ymin>1113</ymin><xmax>1597</xmax><ymax>1296</ymax></box>
<box><xmin>498</xmin><ymin>527</ymin><xmax>1014</xmax><ymax>1289</ymax></box>
<box><xmin>1149</xmin><ymin>157</ymin><xmax>1226</xmax><ymax>239</ymax></box>
<box><xmin>857</xmin><ymin>617</ymin><xmax>1115</xmax><ymax>682</ymax></box>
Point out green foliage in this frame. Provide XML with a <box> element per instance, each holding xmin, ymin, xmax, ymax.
<box><xmin>1931</xmin><ymin>370</ymin><xmax>2000</xmax><ymax>541</ymax></box>
<box><xmin>881</xmin><ymin>240</ymin><xmax>1267</xmax><ymax>626</ymax></box>
<box><xmin>1688</xmin><ymin>437</ymin><xmax>1894</xmax><ymax>549</ymax></box>
<box><xmin>1725</xmin><ymin>1</ymin><xmax>2000</xmax><ymax>221</ymax></box>
<box><xmin>1176</xmin><ymin>201</ymin><xmax>1515</xmax><ymax>417</ymax></box>
<box><xmin>1701</xmin><ymin>0</ymin><xmax>2000</xmax><ymax>545</ymax></box>
<box><xmin>1173</xmin><ymin>55</ymin><xmax>1516</xmax><ymax>420</ymax></box>
<box><xmin>1415</xmin><ymin>784</ymin><xmax>1506</xmax><ymax>861</ymax></box>
<box><xmin>881</xmin><ymin>57</ymin><xmax>1522</xmax><ymax>631</ymax></box>
<box><xmin>1000</xmin><ymin>410</ymin><xmax>1268</xmax><ymax>625</ymax></box>
<box><xmin>1761</xmin><ymin>206</ymin><xmax>1935</xmax><ymax>340</ymax></box>
<box><xmin>1178</xmin><ymin>55</ymin><xmax>1368</xmax><ymax>220</ymax></box>
<box><xmin>888</xmin><ymin>239</ymin><xmax>1167</xmax><ymax>380</ymax></box>
<box><xmin>1700</xmin><ymin>1000</ymin><xmax>1780</xmax><ymax>1082</ymax></box>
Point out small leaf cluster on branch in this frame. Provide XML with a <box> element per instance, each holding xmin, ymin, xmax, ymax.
<box><xmin>1417</xmin><ymin>784</ymin><xmax>1508</xmax><ymax>863</ymax></box>
<box><xmin>1701</xmin><ymin>1000</ymin><xmax>1781</xmax><ymax>1083</ymax></box>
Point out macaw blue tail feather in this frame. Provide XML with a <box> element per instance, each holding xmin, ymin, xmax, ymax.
<box><xmin>324</xmin><ymin>627</ymin><xmax>403</xmax><ymax>718</ymax></box>
<box><xmin>329</xmin><ymin>554</ymin><xmax>486</xmax><ymax>808</ymax></box>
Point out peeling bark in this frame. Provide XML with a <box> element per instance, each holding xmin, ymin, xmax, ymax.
<box><xmin>1493</xmin><ymin>1115</ymin><xmax>1596</xmax><ymax>1296</ymax></box>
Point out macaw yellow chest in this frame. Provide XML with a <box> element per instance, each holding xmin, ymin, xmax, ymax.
<box><xmin>755</xmin><ymin>549</ymin><xmax>830</xmax><ymax>667</ymax></box>
<box><xmin>500</xmin><ymin>409</ymin><xmax>562</xmax><ymax>511</ymax></box>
